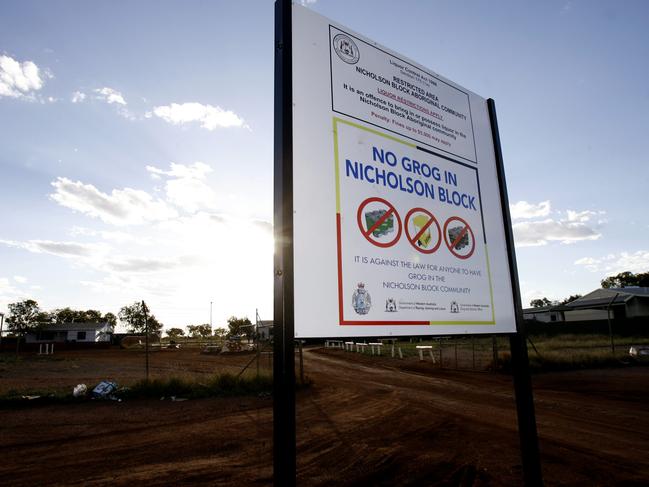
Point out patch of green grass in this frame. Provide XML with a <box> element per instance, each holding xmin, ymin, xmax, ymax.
<box><xmin>114</xmin><ymin>372</ymin><xmax>274</xmax><ymax>400</ymax></box>
<box><xmin>496</xmin><ymin>349</ymin><xmax>633</xmax><ymax>373</ymax></box>
<box><xmin>0</xmin><ymin>372</ymin><xmax>277</xmax><ymax>408</ymax></box>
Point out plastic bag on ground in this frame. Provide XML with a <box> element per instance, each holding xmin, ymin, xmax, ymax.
<box><xmin>73</xmin><ymin>384</ymin><xmax>88</xmax><ymax>397</ymax></box>
<box><xmin>91</xmin><ymin>381</ymin><xmax>118</xmax><ymax>398</ymax></box>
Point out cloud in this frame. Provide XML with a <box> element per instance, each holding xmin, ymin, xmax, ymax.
<box><xmin>0</xmin><ymin>278</ymin><xmax>18</xmax><ymax>295</ymax></box>
<box><xmin>0</xmin><ymin>277</ymin><xmax>22</xmax><ymax>311</ymax></box>
<box><xmin>70</xmin><ymin>227</ymin><xmax>151</xmax><ymax>245</ymax></box>
<box><xmin>7</xmin><ymin>162</ymin><xmax>272</xmax><ymax>325</ymax></box>
<box><xmin>147</xmin><ymin>102</ymin><xmax>247</xmax><ymax>130</ymax></box>
<box><xmin>71</xmin><ymin>91</ymin><xmax>86</xmax><ymax>103</ymax></box>
<box><xmin>510</xmin><ymin>200</ymin><xmax>551</xmax><ymax>220</ymax></box>
<box><xmin>574</xmin><ymin>250</ymin><xmax>649</xmax><ymax>274</ymax></box>
<box><xmin>146</xmin><ymin>162</ymin><xmax>212</xmax><ymax>179</ymax></box>
<box><xmin>1</xmin><ymin>208</ymin><xmax>274</xmax><ymax>324</ymax></box>
<box><xmin>0</xmin><ymin>54</ymin><xmax>45</xmax><ymax>99</ymax></box>
<box><xmin>94</xmin><ymin>87</ymin><xmax>126</xmax><ymax>105</ymax></box>
<box><xmin>574</xmin><ymin>257</ymin><xmax>598</xmax><ymax>266</ymax></box>
<box><xmin>50</xmin><ymin>177</ymin><xmax>178</xmax><ymax>226</ymax></box>
<box><xmin>251</xmin><ymin>220</ymin><xmax>273</xmax><ymax>234</ymax></box>
<box><xmin>107</xmin><ymin>256</ymin><xmax>187</xmax><ymax>273</ymax></box>
<box><xmin>146</xmin><ymin>162</ymin><xmax>218</xmax><ymax>213</ymax></box>
<box><xmin>510</xmin><ymin>201</ymin><xmax>604</xmax><ymax>247</ymax></box>
<box><xmin>0</xmin><ymin>238</ymin><xmax>106</xmax><ymax>258</ymax></box>
<box><xmin>566</xmin><ymin>209</ymin><xmax>605</xmax><ymax>223</ymax></box>
<box><xmin>513</xmin><ymin>218</ymin><xmax>601</xmax><ymax>247</ymax></box>
<box><xmin>13</xmin><ymin>276</ymin><xmax>27</xmax><ymax>284</ymax></box>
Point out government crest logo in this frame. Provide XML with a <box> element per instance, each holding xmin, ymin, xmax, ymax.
<box><xmin>352</xmin><ymin>282</ymin><xmax>371</xmax><ymax>315</ymax></box>
<box><xmin>333</xmin><ymin>33</ymin><xmax>360</xmax><ymax>64</ymax></box>
<box><xmin>450</xmin><ymin>301</ymin><xmax>460</xmax><ymax>313</ymax></box>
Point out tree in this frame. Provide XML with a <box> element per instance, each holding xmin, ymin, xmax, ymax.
<box><xmin>601</xmin><ymin>271</ymin><xmax>649</xmax><ymax>289</ymax></box>
<box><xmin>559</xmin><ymin>294</ymin><xmax>582</xmax><ymax>305</ymax></box>
<box><xmin>166</xmin><ymin>327</ymin><xmax>185</xmax><ymax>340</ymax></box>
<box><xmin>118</xmin><ymin>301</ymin><xmax>163</xmax><ymax>337</ymax></box>
<box><xmin>52</xmin><ymin>307</ymin><xmax>104</xmax><ymax>324</ymax></box>
<box><xmin>187</xmin><ymin>324</ymin><xmax>212</xmax><ymax>338</ymax></box>
<box><xmin>530</xmin><ymin>297</ymin><xmax>552</xmax><ymax>308</ymax></box>
<box><xmin>213</xmin><ymin>327</ymin><xmax>227</xmax><ymax>340</ymax></box>
<box><xmin>103</xmin><ymin>312</ymin><xmax>117</xmax><ymax>332</ymax></box>
<box><xmin>6</xmin><ymin>299</ymin><xmax>42</xmax><ymax>355</ymax></box>
<box><xmin>227</xmin><ymin>316</ymin><xmax>253</xmax><ymax>338</ymax></box>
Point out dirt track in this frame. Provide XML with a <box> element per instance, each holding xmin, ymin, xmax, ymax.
<box><xmin>1</xmin><ymin>348</ymin><xmax>648</xmax><ymax>486</ymax></box>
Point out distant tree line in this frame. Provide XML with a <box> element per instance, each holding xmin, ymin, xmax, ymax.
<box><xmin>601</xmin><ymin>271</ymin><xmax>649</xmax><ymax>289</ymax></box>
<box><xmin>3</xmin><ymin>298</ymin><xmax>258</xmax><ymax>346</ymax></box>
<box><xmin>530</xmin><ymin>295</ymin><xmax>582</xmax><ymax>308</ymax></box>
<box><xmin>2</xmin><ymin>299</ymin><xmax>165</xmax><ymax>353</ymax></box>
<box><xmin>165</xmin><ymin>316</ymin><xmax>254</xmax><ymax>341</ymax></box>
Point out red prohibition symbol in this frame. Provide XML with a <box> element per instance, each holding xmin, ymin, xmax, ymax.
<box><xmin>443</xmin><ymin>216</ymin><xmax>476</xmax><ymax>260</ymax></box>
<box><xmin>404</xmin><ymin>208</ymin><xmax>442</xmax><ymax>254</ymax></box>
<box><xmin>356</xmin><ymin>197</ymin><xmax>402</xmax><ymax>248</ymax></box>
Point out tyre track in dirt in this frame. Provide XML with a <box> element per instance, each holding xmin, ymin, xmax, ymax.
<box><xmin>1</xmin><ymin>348</ymin><xmax>648</xmax><ymax>485</ymax></box>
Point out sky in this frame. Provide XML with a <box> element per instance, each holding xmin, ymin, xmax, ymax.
<box><xmin>1</xmin><ymin>0</ymin><xmax>648</xmax><ymax>330</ymax></box>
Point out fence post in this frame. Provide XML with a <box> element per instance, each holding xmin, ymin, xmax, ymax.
<box><xmin>298</xmin><ymin>340</ymin><xmax>304</xmax><ymax>385</ymax></box>
<box><xmin>472</xmin><ymin>338</ymin><xmax>476</xmax><ymax>370</ymax></box>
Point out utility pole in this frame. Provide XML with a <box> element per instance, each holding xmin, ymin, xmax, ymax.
<box><xmin>210</xmin><ymin>301</ymin><xmax>213</xmax><ymax>334</ymax></box>
<box><xmin>606</xmin><ymin>292</ymin><xmax>619</xmax><ymax>355</ymax></box>
<box><xmin>0</xmin><ymin>312</ymin><xmax>4</xmax><ymax>349</ymax></box>
<box><xmin>142</xmin><ymin>300</ymin><xmax>149</xmax><ymax>382</ymax></box>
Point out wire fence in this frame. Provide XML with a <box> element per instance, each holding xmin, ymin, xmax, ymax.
<box><xmin>2</xmin><ymin>329</ymin><xmax>649</xmax><ymax>398</ymax></box>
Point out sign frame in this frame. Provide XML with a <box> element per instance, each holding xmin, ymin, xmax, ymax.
<box><xmin>274</xmin><ymin>2</ymin><xmax>542</xmax><ymax>485</ymax></box>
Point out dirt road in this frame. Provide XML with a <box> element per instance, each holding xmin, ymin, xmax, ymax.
<box><xmin>1</xmin><ymin>348</ymin><xmax>648</xmax><ymax>486</ymax></box>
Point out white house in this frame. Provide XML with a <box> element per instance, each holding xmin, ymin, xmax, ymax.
<box><xmin>25</xmin><ymin>322</ymin><xmax>112</xmax><ymax>343</ymax></box>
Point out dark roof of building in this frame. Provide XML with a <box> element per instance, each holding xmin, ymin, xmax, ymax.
<box><xmin>523</xmin><ymin>305</ymin><xmax>570</xmax><ymax>314</ymax></box>
<box><xmin>523</xmin><ymin>287</ymin><xmax>649</xmax><ymax>313</ymax></box>
<box><xmin>565</xmin><ymin>287</ymin><xmax>649</xmax><ymax>310</ymax></box>
<box><xmin>609</xmin><ymin>286</ymin><xmax>649</xmax><ymax>297</ymax></box>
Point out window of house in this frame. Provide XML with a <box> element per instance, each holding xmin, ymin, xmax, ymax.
<box><xmin>77</xmin><ymin>331</ymin><xmax>87</xmax><ymax>340</ymax></box>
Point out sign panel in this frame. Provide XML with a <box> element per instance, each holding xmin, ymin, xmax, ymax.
<box><xmin>292</xmin><ymin>5</ymin><xmax>516</xmax><ymax>337</ymax></box>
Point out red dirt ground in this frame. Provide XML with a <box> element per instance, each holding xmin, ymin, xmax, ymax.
<box><xmin>1</xmin><ymin>347</ymin><xmax>648</xmax><ymax>486</ymax></box>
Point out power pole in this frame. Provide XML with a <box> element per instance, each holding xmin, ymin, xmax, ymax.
<box><xmin>210</xmin><ymin>301</ymin><xmax>213</xmax><ymax>334</ymax></box>
<box><xmin>142</xmin><ymin>300</ymin><xmax>149</xmax><ymax>382</ymax></box>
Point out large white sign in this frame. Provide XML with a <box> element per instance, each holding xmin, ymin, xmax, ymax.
<box><xmin>292</xmin><ymin>5</ymin><xmax>516</xmax><ymax>337</ymax></box>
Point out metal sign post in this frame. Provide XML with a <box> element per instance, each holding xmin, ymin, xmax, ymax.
<box><xmin>488</xmin><ymin>99</ymin><xmax>543</xmax><ymax>486</ymax></box>
<box><xmin>273</xmin><ymin>1</ymin><xmax>296</xmax><ymax>486</ymax></box>
<box><xmin>274</xmin><ymin>2</ymin><xmax>543</xmax><ymax>485</ymax></box>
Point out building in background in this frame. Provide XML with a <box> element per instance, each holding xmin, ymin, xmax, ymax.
<box><xmin>25</xmin><ymin>322</ymin><xmax>112</xmax><ymax>344</ymax></box>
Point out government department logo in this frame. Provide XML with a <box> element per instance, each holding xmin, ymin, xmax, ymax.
<box><xmin>352</xmin><ymin>282</ymin><xmax>371</xmax><ymax>315</ymax></box>
<box><xmin>450</xmin><ymin>301</ymin><xmax>460</xmax><ymax>313</ymax></box>
<box><xmin>333</xmin><ymin>33</ymin><xmax>360</xmax><ymax>64</ymax></box>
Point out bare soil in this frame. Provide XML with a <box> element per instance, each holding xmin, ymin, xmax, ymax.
<box><xmin>1</xmin><ymin>347</ymin><xmax>648</xmax><ymax>486</ymax></box>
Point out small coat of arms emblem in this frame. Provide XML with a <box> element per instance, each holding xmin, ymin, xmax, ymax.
<box><xmin>333</xmin><ymin>33</ymin><xmax>360</xmax><ymax>64</ymax></box>
<box><xmin>352</xmin><ymin>282</ymin><xmax>371</xmax><ymax>315</ymax></box>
